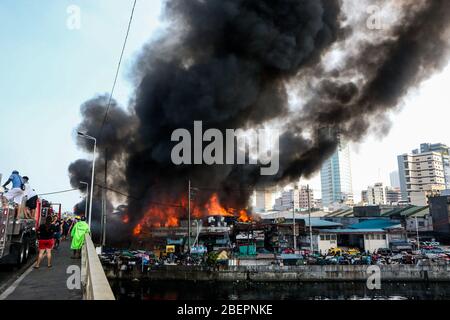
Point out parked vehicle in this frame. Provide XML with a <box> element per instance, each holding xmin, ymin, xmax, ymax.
<box><xmin>390</xmin><ymin>241</ymin><xmax>413</xmax><ymax>253</ymax></box>
<box><xmin>346</xmin><ymin>248</ymin><xmax>360</xmax><ymax>255</ymax></box>
<box><xmin>328</xmin><ymin>247</ymin><xmax>343</xmax><ymax>256</ymax></box>
<box><xmin>376</xmin><ymin>248</ymin><xmax>392</xmax><ymax>256</ymax></box>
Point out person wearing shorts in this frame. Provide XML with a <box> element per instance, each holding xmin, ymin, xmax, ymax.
<box><xmin>34</xmin><ymin>216</ymin><xmax>56</xmax><ymax>269</ymax></box>
<box><xmin>2</xmin><ymin>170</ymin><xmax>24</xmax><ymax>208</ymax></box>
<box><xmin>23</xmin><ymin>176</ymin><xmax>38</xmax><ymax>219</ymax></box>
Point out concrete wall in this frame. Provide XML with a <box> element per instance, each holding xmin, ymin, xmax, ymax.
<box><xmin>81</xmin><ymin>235</ymin><xmax>115</xmax><ymax>300</ymax></box>
<box><xmin>104</xmin><ymin>264</ymin><xmax>450</xmax><ymax>282</ymax></box>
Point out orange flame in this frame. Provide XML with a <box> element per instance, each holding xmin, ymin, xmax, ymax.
<box><xmin>133</xmin><ymin>223</ymin><xmax>142</xmax><ymax>236</ymax></box>
<box><xmin>238</xmin><ymin>210</ymin><xmax>250</xmax><ymax>222</ymax></box>
<box><xmin>122</xmin><ymin>214</ymin><xmax>130</xmax><ymax>224</ymax></box>
<box><xmin>131</xmin><ymin>192</ymin><xmax>251</xmax><ymax>236</ymax></box>
<box><xmin>204</xmin><ymin>193</ymin><xmax>233</xmax><ymax>216</ymax></box>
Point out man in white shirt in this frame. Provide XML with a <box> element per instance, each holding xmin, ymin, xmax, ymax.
<box><xmin>23</xmin><ymin>176</ymin><xmax>38</xmax><ymax>220</ymax></box>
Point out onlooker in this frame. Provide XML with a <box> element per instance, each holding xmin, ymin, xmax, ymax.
<box><xmin>35</xmin><ymin>215</ymin><xmax>56</xmax><ymax>269</ymax></box>
<box><xmin>2</xmin><ymin>170</ymin><xmax>25</xmax><ymax>209</ymax></box>
<box><xmin>53</xmin><ymin>216</ymin><xmax>62</xmax><ymax>249</ymax></box>
<box><xmin>71</xmin><ymin>216</ymin><xmax>90</xmax><ymax>259</ymax></box>
<box><xmin>22</xmin><ymin>176</ymin><xmax>38</xmax><ymax>219</ymax></box>
<box><xmin>62</xmin><ymin>218</ymin><xmax>72</xmax><ymax>241</ymax></box>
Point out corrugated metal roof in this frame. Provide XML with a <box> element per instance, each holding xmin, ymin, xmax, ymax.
<box><xmin>320</xmin><ymin>228</ymin><xmax>386</xmax><ymax>234</ymax></box>
<box><xmin>408</xmin><ymin>206</ymin><xmax>430</xmax><ymax>218</ymax></box>
<box><xmin>259</xmin><ymin>212</ymin><xmax>342</xmax><ymax>227</ymax></box>
<box><xmin>349</xmin><ymin>219</ymin><xmax>401</xmax><ymax>230</ymax></box>
<box><xmin>400</xmin><ymin>206</ymin><xmax>428</xmax><ymax>217</ymax></box>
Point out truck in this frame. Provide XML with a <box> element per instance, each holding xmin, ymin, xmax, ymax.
<box><xmin>0</xmin><ymin>200</ymin><xmax>37</xmax><ymax>266</ymax></box>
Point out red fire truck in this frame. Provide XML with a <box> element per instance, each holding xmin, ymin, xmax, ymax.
<box><xmin>0</xmin><ymin>183</ymin><xmax>61</xmax><ymax>266</ymax></box>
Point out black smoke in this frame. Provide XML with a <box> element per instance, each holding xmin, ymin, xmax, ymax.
<box><xmin>68</xmin><ymin>0</ymin><xmax>450</xmax><ymax>243</ymax></box>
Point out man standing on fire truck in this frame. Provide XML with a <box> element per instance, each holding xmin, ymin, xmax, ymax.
<box><xmin>2</xmin><ymin>170</ymin><xmax>25</xmax><ymax>209</ymax></box>
<box><xmin>23</xmin><ymin>176</ymin><xmax>38</xmax><ymax>219</ymax></box>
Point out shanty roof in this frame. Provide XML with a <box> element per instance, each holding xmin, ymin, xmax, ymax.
<box><xmin>305</xmin><ymin>218</ymin><xmax>342</xmax><ymax>228</ymax></box>
<box><xmin>259</xmin><ymin>212</ymin><xmax>342</xmax><ymax>227</ymax></box>
<box><xmin>319</xmin><ymin>228</ymin><xmax>386</xmax><ymax>234</ymax></box>
<box><xmin>349</xmin><ymin>219</ymin><xmax>401</xmax><ymax>230</ymax></box>
<box><xmin>324</xmin><ymin>208</ymin><xmax>354</xmax><ymax>217</ymax></box>
<box><xmin>408</xmin><ymin>206</ymin><xmax>430</xmax><ymax>218</ymax></box>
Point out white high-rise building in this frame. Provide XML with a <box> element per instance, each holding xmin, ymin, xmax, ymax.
<box><xmin>255</xmin><ymin>188</ymin><xmax>275</xmax><ymax>212</ymax></box>
<box><xmin>397</xmin><ymin>147</ymin><xmax>447</xmax><ymax>204</ymax></box>
<box><xmin>320</xmin><ymin>139</ymin><xmax>354</xmax><ymax>208</ymax></box>
<box><xmin>367</xmin><ymin>183</ymin><xmax>387</xmax><ymax>205</ymax></box>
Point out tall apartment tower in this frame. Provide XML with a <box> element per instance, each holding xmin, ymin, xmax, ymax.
<box><xmin>298</xmin><ymin>185</ymin><xmax>314</xmax><ymax>210</ymax></box>
<box><xmin>397</xmin><ymin>146</ymin><xmax>447</xmax><ymax>204</ymax></box>
<box><xmin>420</xmin><ymin>143</ymin><xmax>450</xmax><ymax>188</ymax></box>
<box><xmin>255</xmin><ymin>188</ymin><xmax>276</xmax><ymax>212</ymax></box>
<box><xmin>367</xmin><ymin>183</ymin><xmax>387</xmax><ymax>205</ymax></box>
<box><xmin>320</xmin><ymin>139</ymin><xmax>354</xmax><ymax>208</ymax></box>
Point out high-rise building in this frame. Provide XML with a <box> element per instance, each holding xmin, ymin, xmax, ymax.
<box><xmin>367</xmin><ymin>183</ymin><xmax>387</xmax><ymax>205</ymax></box>
<box><xmin>298</xmin><ymin>185</ymin><xmax>314</xmax><ymax>210</ymax></box>
<box><xmin>420</xmin><ymin>143</ymin><xmax>450</xmax><ymax>188</ymax></box>
<box><xmin>280</xmin><ymin>188</ymin><xmax>300</xmax><ymax>211</ymax></box>
<box><xmin>390</xmin><ymin>170</ymin><xmax>400</xmax><ymax>188</ymax></box>
<box><xmin>385</xmin><ymin>187</ymin><xmax>402</xmax><ymax>205</ymax></box>
<box><xmin>255</xmin><ymin>188</ymin><xmax>275</xmax><ymax>212</ymax></box>
<box><xmin>397</xmin><ymin>146</ymin><xmax>447</xmax><ymax>204</ymax></box>
<box><xmin>361</xmin><ymin>190</ymin><xmax>368</xmax><ymax>204</ymax></box>
<box><xmin>320</xmin><ymin>139</ymin><xmax>354</xmax><ymax>208</ymax></box>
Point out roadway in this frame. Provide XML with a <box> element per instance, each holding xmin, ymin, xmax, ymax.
<box><xmin>0</xmin><ymin>240</ymin><xmax>82</xmax><ymax>300</ymax></box>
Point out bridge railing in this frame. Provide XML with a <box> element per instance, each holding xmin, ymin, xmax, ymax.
<box><xmin>81</xmin><ymin>234</ymin><xmax>115</xmax><ymax>300</ymax></box>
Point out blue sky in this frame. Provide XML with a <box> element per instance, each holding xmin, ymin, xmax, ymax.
<box><xmin>0</xmin><ymin>0</ymin><xmax>163</xmax><ymax>211</ymax></box>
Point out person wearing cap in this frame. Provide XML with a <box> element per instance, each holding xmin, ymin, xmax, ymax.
<box><xmin>22</xmin><ymin>176</ymin><xmax>38</xmax><ymax>219</ymax></box>
<box><xmin>2</xmin><ymin>170</ymin><xmax>25</xmax><ymax>209</ymax></box>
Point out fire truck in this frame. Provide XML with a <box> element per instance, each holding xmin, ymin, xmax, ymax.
<box><xmin>0</xmin><ymin>175</ymin><xmax>61</xmax><ymax>266</ymax></box>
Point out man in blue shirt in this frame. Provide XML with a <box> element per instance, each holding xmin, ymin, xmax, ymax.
<box><xmin>2</xmin><ymin>170</ymin><xmax>25</xmax><ymax>207</ymax></box>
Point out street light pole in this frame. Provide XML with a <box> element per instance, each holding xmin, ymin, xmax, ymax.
<box><xmin>77</xmin><ymin>132</ymin><xmax>96</xmax><ymax>229</ymax></box>
<box><xmin>292</xmin><ymin>200</ymin><xmax>296</xmax><ymax>251</ymax></box>
<box><xmin>415</xmin><ymin>216</ymin><xmax>420</xmax><ymax>251</ymax></box>
<box><xmin>79</xmin><ymin>181</ymin><xmax>89</xmax><ymax>215</ymax></box>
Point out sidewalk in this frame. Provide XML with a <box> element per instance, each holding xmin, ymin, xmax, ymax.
<box><xmin>1</xmin><ymin>239</ymin><xmax>82</xmax><ymax>300</ymax></box>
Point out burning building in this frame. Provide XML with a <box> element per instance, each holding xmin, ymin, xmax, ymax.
<box><xmin>68</xmin><ymin>0</ymin><xmax>450</xmax><ymax>246</ymax></box>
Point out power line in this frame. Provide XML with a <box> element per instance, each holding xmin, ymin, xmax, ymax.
<box><xmin>39</xmin><ymin>188</ymin><xmax>79</xmax><ymax>196</ymax></box>
<box><xmin>99</xmin><ymin>0</ymin><xmax>137</xmax><ymax>141</ymax></box>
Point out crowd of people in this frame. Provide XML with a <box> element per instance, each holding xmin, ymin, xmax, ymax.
<box><xmin>34</xmin><ymin>215</ymin><xmax>91</xmax><ymax>269</ymax></box>
<box><xmin>1</xmin><ymin>170</ymin><xmax>91</xmax><ymax>269</ymax></box>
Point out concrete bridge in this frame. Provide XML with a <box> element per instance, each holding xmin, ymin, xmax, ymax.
<box><xmin>0</xmin><ymin>235</ymin><xmax>114</xmax><ymax>300</ymax></box>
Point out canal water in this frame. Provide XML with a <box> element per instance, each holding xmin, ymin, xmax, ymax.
<box><xmin>110</xmin><ymin>280</ymin><xmax>450</xmax><ymax>300</ymax></box>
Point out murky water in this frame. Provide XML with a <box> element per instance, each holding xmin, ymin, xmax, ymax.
<box><xmin>111</xmin><ymin>280</ymin><xmax>450</xmax><ymax>300</ymax></box>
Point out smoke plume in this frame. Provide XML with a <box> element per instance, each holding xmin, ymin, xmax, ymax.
<box><xmin>68</xmin><ymin>0</ymin><xmax>450</xmax><ymax>244</ymax></box>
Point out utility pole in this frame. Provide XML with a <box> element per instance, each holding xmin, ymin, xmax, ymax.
<box><xmin>307</xmin><ymin>184</ymin><xmax>313</xmax><ymax>253</ymax></box>
<box><xmin>292</xmin><ymin>200</ymin><xmax>296</xmax><ymax>251</ymax></box>
<box><xmin>415</xmin><ymin>216</ymin><xmax>420</xmax><ymax>251</ymax></box>
<box><xmin>102</xmin><ymin>152</ymin><xmax>108</xmax><ymax>247</ymax></box>
<box><xmin>188</xmin><ymin>179</ymin><xmax>191</xmax><ymax>253</ymax></box>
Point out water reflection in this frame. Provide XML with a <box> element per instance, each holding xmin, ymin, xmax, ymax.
<box><xmin>111</xmin><ymin>280</ymin><xmax>450</xmax><ymax>300</ymax></box>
